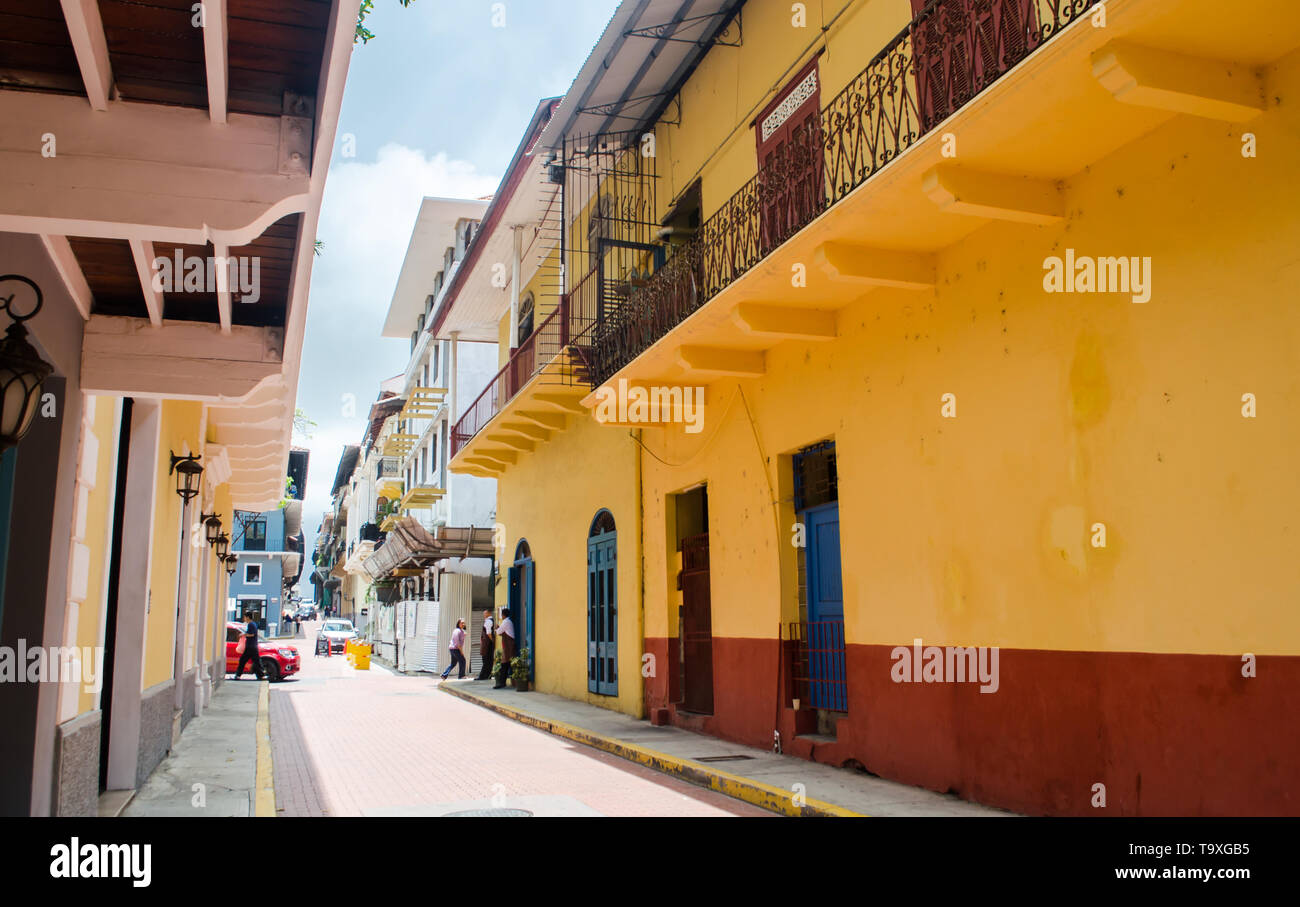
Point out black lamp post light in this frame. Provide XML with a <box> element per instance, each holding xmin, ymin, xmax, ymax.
<box><xmin>169</xmin><ymin>452</ymin><xmax>203</xmax><ymax>503</ymax></box>
<box><xmin>0</xmin><ymin>275</ymin><xmax>54</xmax><ymax>453</ymax></box>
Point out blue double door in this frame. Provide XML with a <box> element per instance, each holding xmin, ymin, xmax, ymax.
<box><xmin>804</xmin><ymin>502</ymin><xmax>847</xmax><ymax>711</ymax></box>
<box><xmin>587</xmin><ymin>529</ymin><xmax>617</xmax><ymax>696</ymax></box>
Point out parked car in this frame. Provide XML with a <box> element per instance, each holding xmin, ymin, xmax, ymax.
<box><xmin>296</xmin><ymin>605</ymin><xmax>317</xmax><ymax>621</ymax></box>
<box><xmin>317</xmin><ymin>619</ymin><xmax>357</xmax><ymax>654</ymax></box>
<box><xmin>225</xmin><ymin>622</ymin><xmax>301</xmax><ymax>682</ymax></box>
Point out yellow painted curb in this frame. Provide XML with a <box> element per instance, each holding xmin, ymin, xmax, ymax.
<box><xmin>438</xmin><ymin>684</ymin><xmax>862</xmax><ymax>817</ymax></box>
<box><xmin>255</xmin><ymin>681</ymin><xmax>275</xmax><ymax>817</ymax></box>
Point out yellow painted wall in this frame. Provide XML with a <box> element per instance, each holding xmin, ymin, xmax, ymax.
<box><xmin>494</xmin><ymin>412</ymin><xmax>644</xmax><ymax>716</ymax></box>
<box><xmin>143</xmin><ymin>399</ymin><xmax>203</xmax><ymax>689</ymax></box>
<box><xmin>634</xmin><ymin>50</ymin><xmax>1300</xmax><ymax>657</ymax></box>
<box><xmin>74</xmin><ymin>395</ymin><xmax>122</xmax><ymax>715</ymax></box>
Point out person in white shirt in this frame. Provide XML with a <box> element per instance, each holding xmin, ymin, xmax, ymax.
<box><xmin>493</xmin><ymin>609</ymin><xmax>516</xmax><ymax>689</ymax></box>
<box><xmin>477</xmin><ymin>611</ymin><xmax>496</xmax><ymax>680</ymax></box>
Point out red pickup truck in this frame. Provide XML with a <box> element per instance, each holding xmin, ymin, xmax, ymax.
<box><xmin>225</xmin><ymin>622</ymin><xmax>301</xmax><ymax>682</ymax></box>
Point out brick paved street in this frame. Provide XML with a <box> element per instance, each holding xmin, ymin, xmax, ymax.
<box><xmin>269</xmin><ymin>622</ymin><xmax>771</xmax><ymax>817</ymax></box>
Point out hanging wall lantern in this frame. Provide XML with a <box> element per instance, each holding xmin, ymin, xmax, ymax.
<box><xmin>201</xmin><ymin>512</ymin><xmax>223</xmax><ymax>545</ymax></box>
<box><xmin>214</xmin><ymin>532</ymin><xmax>230</xmax><ymax>560</ymax></box>
<box><xmin>224</xmin><ymin>554</ymin><xmax>238</xmax><ymax>576</ymax></box>
<box><xmin>0</xmin><ymin>275</ymin><xmax>54</xmax><ymax>453</ymax></box>
<box><xmin>169</xmin><ymin>452</ymin><xmax>203</xmax><ymax>503</ymax></box>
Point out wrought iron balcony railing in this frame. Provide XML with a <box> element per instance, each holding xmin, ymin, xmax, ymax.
<box><xmin>589</xmin><ymin>0</ymin><xmax>1099</xmax><ymax>385</ymax></box>
<box><xmin>450</xmin><ymin>295</ymin><xmax>595</xmax><ymax>457</ymax></box>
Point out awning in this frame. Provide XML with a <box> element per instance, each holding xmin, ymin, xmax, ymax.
<box><xmin>538</xmin><ymin>0</ymin><xmax>745</xmax><ymax>150</ymax></box>
<box><xmin>362</xmin><ymin>517</ymin><xmax>497</xmax><ymax>580</ymax></box>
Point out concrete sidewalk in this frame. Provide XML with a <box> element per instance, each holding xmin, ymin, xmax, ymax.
<box><xmin>439</xmin><ymin>680</ymin><xmax>1012</xmax><ymax>817</ymax></box>
<box><xmin>122</xmin><ymin>678</ymin><xmax>273</xmax><ymax>817</ymax></box>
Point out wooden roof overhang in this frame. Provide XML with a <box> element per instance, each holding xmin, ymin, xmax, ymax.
<box><xmin>0</xmin><ymin>0</ymin><xmax>365</xmax><ymax>510</ymax></box>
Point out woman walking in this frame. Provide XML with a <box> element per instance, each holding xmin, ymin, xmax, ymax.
<box><xmin>440</xmin><ymin>618</ymin><xmax>468</xmax><ymax>680</ymax></box>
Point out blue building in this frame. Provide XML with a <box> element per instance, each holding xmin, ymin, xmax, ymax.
<box><xmin>227</xmin><ymin>450</ymin><xmax>307</xmax><ymax>635</ymax></box>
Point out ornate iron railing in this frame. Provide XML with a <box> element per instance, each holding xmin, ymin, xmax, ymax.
<box><xmin>589</xmin><ymin>0</ymin><xmax>1098</xmax><ymax>385</ymax></box>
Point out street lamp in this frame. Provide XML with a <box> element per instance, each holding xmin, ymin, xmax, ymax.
<box><xmin>201</xmin><ymin>512</ymin><xmax>223</xmax><ymax>545</ymax></box>
<box><xmin>0</xmin><ymin>275</ymin><xmax>54</xmax><ymax>453</ymax></box>
<box><xmin>223</xmin><ymin>554</ymin><xmax>238</xmax><ymax>576</ymax></box>
<box><xmin>169</xmin><ymin>452</ymin><xmax>203</xmax><ymax>503</ymax></box>
<box><xmin>214</xmin><ymin>532</ymin><xmax>230</xmax><ymax>560</ymax></box>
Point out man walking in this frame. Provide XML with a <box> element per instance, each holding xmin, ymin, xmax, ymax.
<box><xmin>477</xmin><ymin>609</ymin><xmax>496</xmax><ymax>680</ymax></box>
<box><xmin>234</xmin><ymin>610</ymin><xmax>264</xmax><ymax>680</ymax></box>
<box><xmin>493</xmin><ymin>608</ymin><xmax>516</xmax><ymax>689</ymax></box>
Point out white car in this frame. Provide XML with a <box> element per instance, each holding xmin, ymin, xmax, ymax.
<box><xmin>317</xmin><ymin>619</ymin><xmax>357</xmax><ymax>654</ymax></box>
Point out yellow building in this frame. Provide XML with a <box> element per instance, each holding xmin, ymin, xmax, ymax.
<box><xmin>444</xmin><ymin>0</ymin><xmax>1300</xmax><ymax>815</ymax></box>
<box><xmin>0</xmin><ymin>0</ymin><xmax>359</xmax><ymax>815</ymax></box>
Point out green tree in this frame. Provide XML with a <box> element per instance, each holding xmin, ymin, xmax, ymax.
<box><xmin>356</xmin><ymin>0</ymin><xmax>414</xmax><ymax>44</ymax></box>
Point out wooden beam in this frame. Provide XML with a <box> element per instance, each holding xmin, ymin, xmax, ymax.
<box><xmin>814</xmin><ymin>242</ymin><xmax>936</xmax><ymax>290</ymax></box>
<box><xmin>497</xmin><ymin>421</ymin><xmax>551</xmax><ymax>442</ymax></box>
<box><xmin>39</xmin><ymin>235</ymin><xmax>94</xmax><ymax>320</ymax></box>
<box><xmin>60</xmin><ymin>0</ymin><xmax>114</xmax><ymax>111</ymax></box>
<box><xmin>0</xmin><ymin>92</ymin><xmax>310</xmax><ymax>246</ymax></box>
<box><xmin>1091</xmin><ymin>41</ymin><xmax>1265</xmax><ymax>122</ymax></box>
<box><xmin>80</xmin><ymin>314</ymin><xmax>282</xmax><ymax>398</ymax></box>
<box><xmin>516</xmin><ymin>410</ymin><xmax>567</xmax><ymax>431</ymax></box>
<box><xmin>201</xmin><ymin>0</ymin><xmax>229</xmax><ymax>124</ymax></box>
<box><xmin>213</xmin><ymin>241</ymin><xmax>233</xmax><ymax>334</ymax></box>
<box><xmin>676</xmin><ymin>345</ymin><xmax>765</xmax><ymax>377</ymax></box>
<box><xmin>732</xmin><ymin>303</ymin><xmax>837</xmax><ymax>341</ymax></box>
<box><xmin>921</xmin><ymin>166</ymin><xmax>1064</xmax><ymax>225</ymax></box>
<box><xmin>128</xmin><ymin>239</ymin><xmax>164</xmax><ymax>327</ymax></box>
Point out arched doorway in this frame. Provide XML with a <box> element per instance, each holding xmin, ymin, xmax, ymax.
<box><xmin>508</xmin><ymin>539</ymin><xmax>534</xmax><ymax>681</ymax></box>
<box><xmin>587</xmin><ymin>510</ymin><xmax>617</xmax><ymax>696</ymax></box>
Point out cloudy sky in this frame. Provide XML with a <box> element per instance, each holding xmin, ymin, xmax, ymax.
<box><xmin>294</xmin><ymin>1</ymin><xmax>620</xmax><ymax>594</ymax></box>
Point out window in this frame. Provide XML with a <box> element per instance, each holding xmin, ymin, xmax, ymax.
<box><xmin>517</xmin><ymin>292</ymin><xmax>535</xmax><ymax>346</ymax></box>
<box><xmin>244</xmin><ymin>519</ymin><xmax>267</xmax><ymax>551</ymax></box>
<box><xmin>793</xmin><ymin>441</ymin><xmax>838</xmax><ymax>511</ymax></box>
<box><xmin>226</xmin><ymin>626</ymin><xmax>240</xmax><ymax>643</ymax></box>
<box><xmin>245</xmin><ymin>564</ymin><xmax>262</xmax><ymax>584</ymax></box>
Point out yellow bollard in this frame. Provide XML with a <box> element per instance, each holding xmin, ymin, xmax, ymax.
<box><xmin>354</xmin><ymin>644</ymin><xmax>370</xmax><ymax>671</ymax></box>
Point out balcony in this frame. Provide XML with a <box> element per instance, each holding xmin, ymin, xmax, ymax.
<box><xmin>450</xmin><ymin>295</ymin><xmax>592</xmax><ymax>458</ymax></box>
<box><xmin>587</xmin><ymin>0</ymin><xmax>1103</xmax><ymax>386</ymax></box>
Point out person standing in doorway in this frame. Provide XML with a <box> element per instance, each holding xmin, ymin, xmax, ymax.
<box><xmin>234</xmin><ymin>610</ymin><xmax>264</xmax><ymax>680</ymax></box>
<box><xmin>493</xmin><ymin>608</ymin><xmax>516</xmax><ymax>689</ymax></box>
<box><xmin>441</xmin><ymin>619</ymin><xmax>468</xmax><ymax>680</ymax></box>
<box><xmin>477</xmin><ymin>610</ymin><xmax>496</xmax><ymax>680</ymax></box>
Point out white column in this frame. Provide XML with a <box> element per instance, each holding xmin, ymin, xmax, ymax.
<box><xmin>508</xmin><ymin>225</ymin><xmax>522</xmax><ymax>350</ymax></box>
<box><xmin>106</xmin><ymin>399</ymin><xmax>161</xmax><ymax>791</ymax></box>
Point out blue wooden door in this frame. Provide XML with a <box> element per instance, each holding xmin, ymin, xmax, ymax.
<box><xmin>509</xmin><ymin>559</ymin><xmax>535</xmax><ymax>681</ymax></box>
<box><xmin>804</xmin><ymin>502</ymin><xmax>847</xmax><ymax>711</ymax></box>
<box><xmin>587</xmin><ymin>531</ymin><xmax>617</xmax><ymax>695</ymax></box>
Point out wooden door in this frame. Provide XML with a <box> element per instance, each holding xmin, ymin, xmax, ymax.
<box><xmin>679</xmin><ymin>533</ymin><xmax>713</xmax><ymax>714</ymax></box>
<box><xmin>755</xmin><ymin>57</ymin><xmax>824</xmax><ymax>256</ymax></box>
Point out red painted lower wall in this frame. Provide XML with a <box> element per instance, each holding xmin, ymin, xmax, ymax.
<box><xmin>644</xmin><ymin>636</ymin><xmax>1299</xmax><ymax>816</ymax></box>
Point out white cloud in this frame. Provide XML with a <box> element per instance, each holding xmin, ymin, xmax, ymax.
<box><xmin>295</xmin><ymin>143</ymin><xmax>499</xmax><ymax>570</ymax></box>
